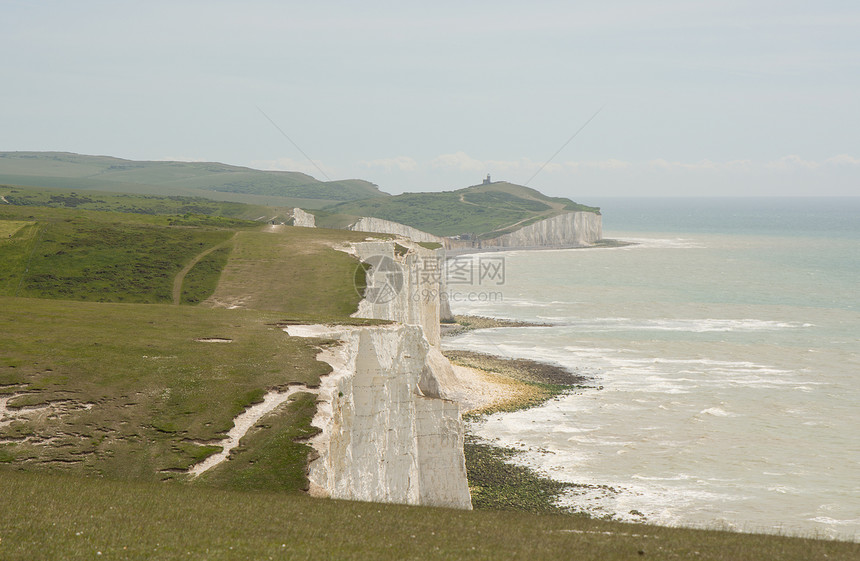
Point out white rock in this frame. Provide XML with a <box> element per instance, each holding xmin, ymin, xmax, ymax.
<box><xmin>348</xmin><ymin>217</ymin><xmax>443</xmax><ymax>244</ymax></box>
<box><xmin>291</xmin><ymin>208</ymin><xmax>316</xmax><ymax>228</ymax></box>
<box><xmin>478</xmin><ymin>211</ymin><xmax>602</xmax><ymax>249</ymax></box>
<box><xmin>297</xmin><ymin>325</ymin><xmax>471</xmax><ymax>509</ymax></box>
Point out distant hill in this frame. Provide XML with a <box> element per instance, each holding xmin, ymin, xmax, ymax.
<box><xmin>0</xmin><ymin>152</ymin><xmax>387</xmax><ymax>208</ymax></box>
<box><xmin>319</xmin><ymin>181</ymin><xmax>599</xmax><ymax>238</ymax></box>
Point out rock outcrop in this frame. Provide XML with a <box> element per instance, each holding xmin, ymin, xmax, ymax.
<box><xmin>291</xmin><ymin>207</ymin><xmax>316</xmax><ymax>228</ymax></box>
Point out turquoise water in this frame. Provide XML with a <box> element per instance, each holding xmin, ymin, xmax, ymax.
<box><xmin>444</xmin><ymin>198</ymin><xmax>860</xmax><ymax>540</ymax></box>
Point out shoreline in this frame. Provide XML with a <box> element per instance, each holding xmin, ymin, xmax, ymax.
<box><xmin>445</xmin><ymin>238</ymin><xmax>635</xmax><ymax>256</ymax></box>
<box><xmin>441</xmin><ymin>314</ymin><xmax>554</xmax><ymax>338</ymax></box>
<box><xmin>444</xmin><ymin>315</ymin><xmax>860</xmax><ymax>540</ymax></box>
<box><xmin>442</xmin><ymin>315</ymin><xmax>615</xmax><ymax>515</ymax></box>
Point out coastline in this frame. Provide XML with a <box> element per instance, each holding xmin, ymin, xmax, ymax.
<box><xmin>444</xmin><ymin>218</ymin><xmax>860</xmax><ymax>539</ymax></box>
<box><xmin>442</xmin><ymin>315</ymin><xmax>618</xmax><ymax>516</ymax></box>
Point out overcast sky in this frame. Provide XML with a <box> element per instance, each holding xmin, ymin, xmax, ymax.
<box><xmin>2</xmin><ymin>1</ymin><xmax>858</xmax><ymax>200</ymax></box>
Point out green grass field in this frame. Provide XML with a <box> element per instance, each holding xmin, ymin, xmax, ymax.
<box><xmin>203</xmin><ymin>226</ymin><xmax>384</xmax><ymax>317</ymax></box>
<box><xmin>0</xmin><ymin>205</ymin><xmax>240</xmax><ymax>303</ymax></box>
<box><xmin>1</xmin><ymin>470</ymin><xmax>856</xmax><ymax>561</ymax></box>
<box><xmin>0</xmin><ymin>297</ymin><xmax>329</xmax><ymax>484</ymax></box>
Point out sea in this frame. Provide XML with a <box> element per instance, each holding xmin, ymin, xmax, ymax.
<box><xmin>443</xmin><ymin>197</ymin><xmax>860</xmax><ymax>541</ymax></box>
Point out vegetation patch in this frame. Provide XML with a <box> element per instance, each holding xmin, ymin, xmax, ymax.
<box><xmin>0</xmin><ymin>220</ymin><xmax>33</xmax><ymax>239</ymax></box>
<box><xmin>0</xmin><ymin>184</ymin><xmax>275</xmax><ymax>221</ymax></box>
<box><xmin>0</xmin><ymin>152</ymin><xmax>387</xmax><ymax>205</ymax></box>
<box><xmin>181</xmin><ymin>245</ymin><xmax>232</xmax><ymax>305</ymax></box>
<box><xmin>465</xmin><ymin>435</ymin><xmax>577</xmax><ymax>514</ymax></box>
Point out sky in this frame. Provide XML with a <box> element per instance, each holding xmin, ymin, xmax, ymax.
<box><xmin>2</xmin><ymin>0</ymin><xmax>859</xmax><ymax>201</ymax></box>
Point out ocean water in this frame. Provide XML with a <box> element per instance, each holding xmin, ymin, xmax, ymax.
<box><xmin>444</xmin><ymin>197</ymin><xmax>860</xmax><ymax>540</ymax></box>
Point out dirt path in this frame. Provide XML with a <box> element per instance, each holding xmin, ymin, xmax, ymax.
<box><xmin>172</xmin><ymin>233</ymin><xmax>238</xmax><ymax>305</ymax></box>
<box><xmin>458</xmin><ymin>193</ymin><xmax>480</xmax><ymax>206</ymax></box>
<box><xmin>187</xmin><ymin>384</ymin><xmax>312</xmax><ymax>477</ymax></box>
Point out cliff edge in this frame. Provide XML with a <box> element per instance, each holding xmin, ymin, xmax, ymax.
<box><xmin>286</xmin><ymin>240</ymin><xmax>472</xmax><ymax>509</ymax></box>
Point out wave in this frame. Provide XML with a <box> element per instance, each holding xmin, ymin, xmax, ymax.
<box><xmin>559</xmin><ymin>317</ymin><xmax>811</xmax><ymax>333</ymax></box>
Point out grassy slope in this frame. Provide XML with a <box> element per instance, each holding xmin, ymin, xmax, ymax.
<box><xmin>0</xmin><ymin>151</ymin><xmax>387</xmax><ymax>207</ymax></box>
<box><xmin>0</xmin><ymin>204</ymin><xmax>243</xmax><ymax>303</ymax></box>
<box><xmin>0</xmin><ymin>298</ymin><xmax>328</xmax><ymax>483</ymax></box>
<box><xmin>180</xmin><ymin>245</ymin><xmax>233</xmax><ymax>304</ymax></box>
<box><xmin>322</xmin><ymin>181</ymin><xmax>600</xmax><ymax>238</ymax></box>
<box><xmin>1</xmin><ymin>470</ymin><xmax>856</xmax><ymax>561</ymax></box>
<box><xmin>203</xmin><ymin>226</ymin><xmax>383</xmax><ymax>318</ymax></box>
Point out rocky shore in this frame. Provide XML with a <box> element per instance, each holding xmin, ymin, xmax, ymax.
<box><xmin>440</xmin><ymin>315</ymin><xmax>613</xmax><ymax>513</ymax></box>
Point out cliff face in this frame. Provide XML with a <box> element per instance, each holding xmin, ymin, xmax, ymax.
<box><xmin>348</xmin><ymin>217</ymin><xmax>445</xmax><ymax>244</ymax></box>
<box><xmin>288</xmin><ymin>324</ymin><xmax>471</xmax><ymax>509</ymax></box>
<box><xmin>347</xmin><ymin>211</ymin><xmax>602</xmax><ymax>251</ymax></box>
<box><xmin>287</xmin><ymin>240</ymin><xmax>472</xmax><ymax>510</ymax></box>
<box><xmin>352</xmin><ymin>242</ymin><xmax>442</xmax><ymax>346</ymax></box>
<box><xmin>477</xmin><ymin>211</ymin><xmax>602</xmax><ymax>249</ymax></box>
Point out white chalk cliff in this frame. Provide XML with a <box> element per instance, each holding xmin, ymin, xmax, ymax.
<box><xmin>477</xmin><ymin>211</ymin><xmax>602</xmax><ymax>249</ymax></box>
<box><xmin>348</xmin><ymin>217</ymin><xmax>445</xmax><ymax>244</ymax></box>
<box><xmin>347</xmin><ymin>211</ymin><xmax>602</xmax><ymax>251</ymax></box>
<box><xmin>290</xmin><ymin>207</ymin><xmax>316</xmax><ymax>228</ymax></box>
<box><xmin>287</xmin><ymin>240</ymin><xmax>472</xmax><ymax>509</ymax></box>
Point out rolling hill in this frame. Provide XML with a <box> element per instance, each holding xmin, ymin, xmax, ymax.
<box><xmin>0</xmin><ymin>151</ymin><xmax>388</xmax><ymax>208</ymax></box>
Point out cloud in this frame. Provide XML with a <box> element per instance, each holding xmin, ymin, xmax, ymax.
<box><xmin>431</xmin><ymin>151</ymin><xmax>486</xmax><ymax>171</ymax></box>
<box><xmin>825</xmin><ymin>154</ymin><xmax>860</xmax><ymax>166</ymax></box>
<box><xmin>430</xmin><ymin>152</ymin><xmax>566</xmax><ymax>175</ymax></box>
<box><xmin>566</xmin><ymin>159</ymin><xmax>631</xmax><ymax>171</ymax></box>
<box><xmin>646</xmin><ymin>159</ymin><xmax>722</xmax><ymax>171</ymax></box>
<box><xmin>361</xmin><ymin>156</ymin><xmax>418</xmax><ymax>172</ymax></box>
<box><xmin>765</xmin><ymin>155</ymin><xmax>820</xmax><ymax>171</ymax></box>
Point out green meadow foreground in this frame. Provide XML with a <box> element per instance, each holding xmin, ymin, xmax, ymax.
<box><xmin>1</xmin><ymin>188</ymin><xmax>857</xmax><ymax>559</ymax></box>
<box><xmin>3</xmin><ymin>470</ymin><xmax>856</xmax><ymax>561</ymax></box>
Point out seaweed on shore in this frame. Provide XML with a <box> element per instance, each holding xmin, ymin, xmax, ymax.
<box><xmin>448</xmin><ymin>347</ymin><xmax>608</xmax><ymax>516</ymax></box>
<box><xmin>465</xmin><ymin>435</ymin><xmax>578</xmax><ymax>514</ymax></box>
<box><xmin>444</xmin><ymin>349</ymin><xmax>593</xmax><ymax>416</ymax></box>
<box><xmin>441</xmin><ymin>315</ymin><xmax>552</xmax><ymax>337</ymax></box>
<box><xmin>444</xmin><ymin>349</ymin><xmax>587</xmax><ymax>386</ymax></box>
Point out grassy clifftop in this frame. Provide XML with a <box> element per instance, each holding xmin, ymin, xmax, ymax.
<box><xmin>320</xmin><ymin>181</ymin><xmax>600</xmax><ymax>238</ymax></box>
